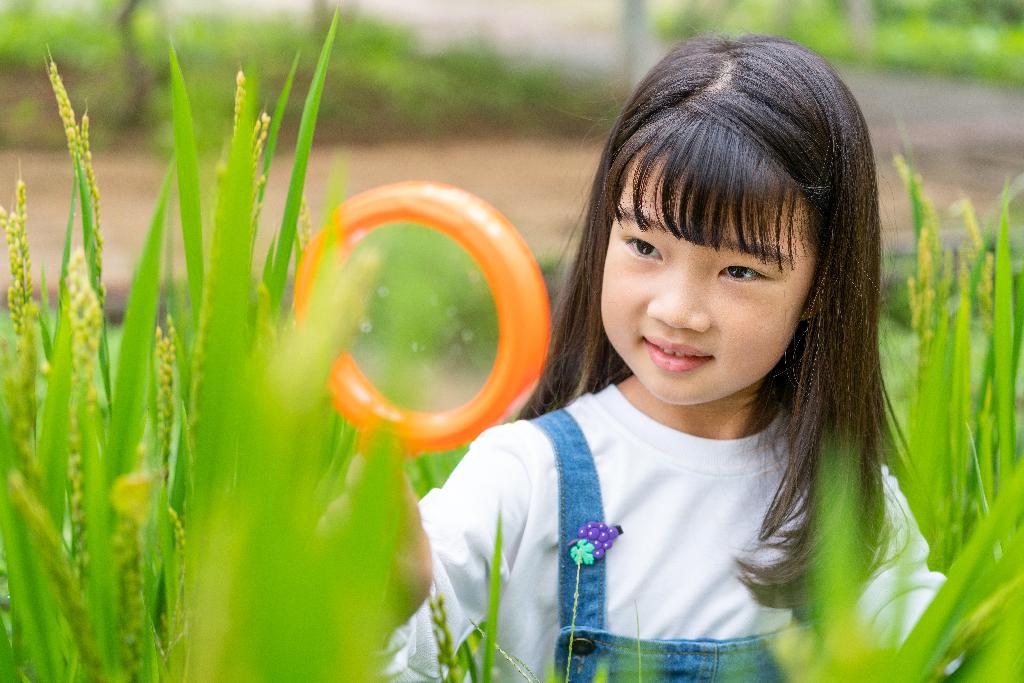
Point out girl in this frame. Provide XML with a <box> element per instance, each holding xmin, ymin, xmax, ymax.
<box><xmin>381</xmin><ymin>33</ymin><xmax>945</xmax><ymax>681</ymax></box>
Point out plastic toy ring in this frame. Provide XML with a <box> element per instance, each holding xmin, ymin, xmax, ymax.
<box><xmin>294</xmin><ymin>181</ymin><xmax>550</xmax><ymax>454</ymax></box>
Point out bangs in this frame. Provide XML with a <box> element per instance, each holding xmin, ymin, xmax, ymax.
<box><xmin>608</xmin><ymin>111</ymin><xmax>818</xmax><ymax>270</ymax></box>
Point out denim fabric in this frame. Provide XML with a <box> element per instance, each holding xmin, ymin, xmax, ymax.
<box><xmin>532</xmin><ymin>409</ymin><xmax>800</xmax><ymax>682</ymax></box>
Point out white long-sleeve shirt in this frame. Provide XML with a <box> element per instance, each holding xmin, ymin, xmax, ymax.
<box><xmin>381</xmin><ymin>384</ymin><xmax>946</xmax><ymax>681</ymax></box>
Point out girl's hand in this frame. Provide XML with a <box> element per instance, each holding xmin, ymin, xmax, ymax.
<box><xmin>318</xmin><ymin>453</ymin><xmax>434</xmax><ymax>625</ymax></box>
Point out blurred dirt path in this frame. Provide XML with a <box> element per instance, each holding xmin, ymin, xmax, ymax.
<box><xmin>1</xmin><ymin>120</ymin><xmax>1018</xmax><ymax>306</ymax></box>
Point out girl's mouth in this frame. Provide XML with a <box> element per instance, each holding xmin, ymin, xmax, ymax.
<box><xmin>644</xmin><ymin>339</ymin><xmax>713</xmax><ymax>372</ymax></box>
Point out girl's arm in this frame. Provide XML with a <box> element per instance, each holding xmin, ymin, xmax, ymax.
<box><xmin>378</xmin><ymin>420</ymin><xmax>540</xmax><ymax>681</ymax></box>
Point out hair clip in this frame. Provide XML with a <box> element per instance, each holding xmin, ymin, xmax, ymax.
<box><xmin>567</xmin><ymin>521</ymin><xmax>623</xmax><ymax>565</ymax></box>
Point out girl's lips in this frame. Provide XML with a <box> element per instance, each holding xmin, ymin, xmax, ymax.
<box><xmin>644</xmin><ymin>339</ymin><xmax>713</xmax><ymax>372</ymax></box>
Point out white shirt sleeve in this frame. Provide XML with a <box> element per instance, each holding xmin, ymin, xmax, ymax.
<box><xmin>857</xmin><ymin>464</ymin><xmax>947</xmax><ymax>645</ymax></box>
<box><xmin>377</xmin><ymin>422</ymin><xmax>537</xmax><ymax>681</ymax></box>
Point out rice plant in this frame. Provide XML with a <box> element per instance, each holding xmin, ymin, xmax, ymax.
<box><xmin>771</xmin><ymin>160</ymin><xmax>1024</xmax><ymax>681</ymax></box>
<box><xmin>0</xmin><ymin>10</ymin><xmax>1022</xmax><ymax>681</ymax></box>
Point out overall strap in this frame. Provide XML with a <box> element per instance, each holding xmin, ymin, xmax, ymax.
<box><xmin>531</xmin><ymin>410</ymin><xmax>608</xmax><ymax>631</ymax></box>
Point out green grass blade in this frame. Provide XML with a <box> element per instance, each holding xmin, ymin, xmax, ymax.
<box><xmin>949</xmin><ymin>284</ymin><xmax>972</xmax><ymax>544</ymax></box>
<box><xmin>37</xmin><ymin>303</ymin><xmax>73</xmax><ymax>525</ymax></box>
<box><xmin>169</xmin><ymin>44</ymin><xmax>206</xmax><ymax>326</ymax></box>
<box><xmin>895</xmin><ymin>456</ymin><xmax>1024</xmax><ymax>679</ymax></box>
<box><xmin>189</xmin><ymin>80</ymin><xmax>257</xmax><ymax>515</ymax></box>
<box><xmin>459</xmin><ymin>640</ymin><xmax>480</xmax><ymax>682</ymax></box>
<box><xmin>267</xmin><ymin>9</ymin><xmax>339</xmax><ymax>310</ymax></box>
<box><xmin>992</xmin><ymin>184</ymin><xmax>1014</xmax><ymax>496</ymax></box>
<box><xmin>169</xmin><ymin>409</ymin><xmax>189</xmax><ymax>516</ymax></box>
<box><xmin>482</xmin><ymin>512</ymin><xmax>502</xmax><ymax>683</ymax></box>
<box><xmin>105</xmin><ymin>167</ymin><xmax>171</xmax><ymax>484</ymax></box>
<box><xmin>261</xmin><ymin>231</ymin><xmax>277</xmax><ymax>286</ymax></box>
<box><xmin>906</xmin><ymin>309</ymin><xmax>952</xmax><ymax>561</ymax></box>
<box><xmin>258</xmin><ymin>52</ymin><xmax>300</xmax><ymax>211</ymax></box>
<box><xmin>60</xmin><ymin>172</ymin><xmax>77</xmax><ymax>286</ymax></box>
<box><xmin>38</xmin><ymin>268</ymin><xmax>53</xmax><ymax>360</ymax></box>
<box><xmin>79</xmin><ymin>399</ymin><xmax>119</xmax><ymax>674</ymax></box>
<box><xmin>0</xmin><ymin>613</ymin><xmax>14</xmax><ymax>683</ymax></box>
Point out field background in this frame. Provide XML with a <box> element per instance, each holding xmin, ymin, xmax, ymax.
<box><xmin>0</xmin><ymin>4</ymin><xmax>1022</xmax><ymax>679</ymax></box>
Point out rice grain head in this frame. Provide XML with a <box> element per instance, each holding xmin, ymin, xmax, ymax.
<box><xmin>156</xmin><ymin>319</ymin><xmax>177</xmax><ymax>480</ymax></box>
<box><xmin>47</xmin><ymin>59</ymin><xmax>78</xmax><ymax>157</ymax></box>
<box><xmin>66</xmin><ymin>249</ymin><xmax>101</xmax><ymax>578</ymax></box>
<box><xmin>1</xmin><ymin>180</ymin><xmax>34</xmax><ymax>340</ymax></box>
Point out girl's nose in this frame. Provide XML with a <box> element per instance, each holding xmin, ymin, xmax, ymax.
<box><xmin>647</xmin><ymin>284</ymin><xmax>712</xmax><ymax>333</ymax></box>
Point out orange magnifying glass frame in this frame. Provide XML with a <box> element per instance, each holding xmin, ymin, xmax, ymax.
<box><xmin>294</xmin><ymin>181</ymin><xmax>550</xmax><ymax>455</ymax></box>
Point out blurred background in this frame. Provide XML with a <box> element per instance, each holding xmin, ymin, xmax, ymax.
<box><xmin>0</xmin><ymin>0</ymin><xmax>1022</xmax><ymax>408</ymax></box>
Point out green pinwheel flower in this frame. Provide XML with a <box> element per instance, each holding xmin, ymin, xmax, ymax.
<box><xmin>570</xmin><ymin>539</ymin><xmax>595</xmax><ymax>566</ymax></box>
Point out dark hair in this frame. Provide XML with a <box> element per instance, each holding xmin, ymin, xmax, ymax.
<box><xmin>519</xmin><ymin>34</ymin><xmax>893</xmax><ymax>609</ymax></box>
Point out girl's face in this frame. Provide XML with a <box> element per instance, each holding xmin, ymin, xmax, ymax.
<box><xmin>600</xmin><ymin>201</ymin><xmax>817</xmax><ymax>440</ymax></box>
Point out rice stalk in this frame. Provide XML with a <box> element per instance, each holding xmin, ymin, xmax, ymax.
<box><xmin>896</xmin><ymin>154</ymin><xmax>940</xmax><ymax>370</ymax></box>
<box><xmin>66</xmin><ymin>250</ymin><xmax>101</xmax><ymax>577</ymax></box>
<box><xmin>111</xmin><ymin>469</ymin><xmax>152</xmax><ymax>681</ymax></box>
<box><xmin>429</xmin><ymin>592</ymin><xmax>462</xmax><ymax>683</ymax></box>
<box><xmin>1</xmin><ymin>308</ymin><xmax>41</xmax><ymax>495</ymax></box>
<box><xmin>8</xmin><ymin>470</ymin><xmax>105</xmax><ymax>681</ymax></box>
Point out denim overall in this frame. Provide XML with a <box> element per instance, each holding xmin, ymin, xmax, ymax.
<box><xmin>532</xmin><ymin>410</ymin><xmax>806</xmax><ymax>682</ymax></box>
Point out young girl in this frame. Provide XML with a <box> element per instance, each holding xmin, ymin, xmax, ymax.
<box><xmin>381</xmin><ymin>33</ymin><xmax>945</xmax><ymax>681</ymax></box>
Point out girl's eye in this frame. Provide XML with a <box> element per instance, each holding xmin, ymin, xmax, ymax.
<box><xmin>724</xmin><ymin>265</ymin><xmax>762</xmax><ymax>281</ymax></box>
<box><xmin>626</xmin><ymin>238</ymin><xmax>659</xmax><ymax>258</ymax></box>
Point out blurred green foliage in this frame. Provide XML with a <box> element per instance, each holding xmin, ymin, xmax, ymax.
<box><xmin>658</xmin><ymin>0</ymin><xmax>1024</xmax><ymax>85</ymax></box>
<box><xmin>0</xmin><ymin>8</ymin><xmax>615</xmax><ymax>152</ymax></box>
<box><xmin>347</xmin><ymin>224</ymin><xmax>499</xmax><ymax>413</ymax></box>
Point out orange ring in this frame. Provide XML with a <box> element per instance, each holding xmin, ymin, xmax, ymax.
<box><xmin>294</xmin><ymin>181</ymin><xmax>550</xmax><ymax>455</ymax></box>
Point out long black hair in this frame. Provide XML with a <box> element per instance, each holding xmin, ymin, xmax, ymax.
<box><xmin>519</xmin><ymin>34</ymin><xmax>893</xmax><ymax>609</ymax></box>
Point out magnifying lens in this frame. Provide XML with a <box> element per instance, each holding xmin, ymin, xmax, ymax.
<box><xmin>294</xmin><ymin>181</ymin><xmax>550</xmax><ymax>454</ymax></box>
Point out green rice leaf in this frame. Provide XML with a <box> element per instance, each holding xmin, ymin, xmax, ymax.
<box><xmin>907</xmin><ymin>303</ymin><xmax>952</xmax><ymax>562</ymax></box>
<box><xmin>169</xmin><ymin>409</ymin><xmax>188</xmax><ymax>516</ymax></box>
<box><xmin>190</xmin><ymin>78</ymin><xmax>257</xmax><ymax>515</ymax></box>
<box><xmin>261</xmin><ymin>231</ymin><xmax>277</xmax><ymax>287</ymax></box>
<box><xmin>992</xmin><ymin>184</ymin><xmax>1014</xmax><ymax>496</ymax></box>
<box><xmin>60</xmin><ymin>171</ymin><xmax>76</xmax><ymax>286</ymax></box>
<box><xmin>259</xmin><ymin>52</ymin><xmax>299</xmax><ymax>211</ymax></box>
<box><xmin>482</xmin><ymin>512</ymin><xmax>502</xmax><ymax>683</ymax></box>
<box><xmin>949</xmin><ymin>285</ymin><xmax>972</xmax><ymax>547</ymax></box>
<box><xmin>0</xmin><ymin>616</ymin><xmax>14</xmax><ymax>683</ymax></box>
<box><xmin>38</xmin><ymin>268</ymin><xmax>53</xmax><ymax>361</ymax></box>
<box><xmin>169</xmin><ymin>43</ymin><xmax>206</xmax><ymax>326</ymax></box>
<box><xmin>267</xmin><ymin>9</ymin><xmax>339</xmax><ymax>310</ymax></box>
<box><xmin>0</xmin><ymin>401</ymin><xmax>65</xmax><ymax>681</ymax></box>
<box><xmin>37</xmin><ymin>303</ymin><xmax>73</xmax><ymax>525</ymax></box>
<box><xmin>895</xmin><ymin>456</ymin><xmax>1024</xmax><ymax>679</ymax></box>
<box><xmin>80</xmin><ymin>399</ymin><xmax>119</xmax><ymax>673</ymax></box>
<box><xmin>105</xmin><ymin>167</ymin><xmax>171</xmax><ymax>484</ymax></box>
